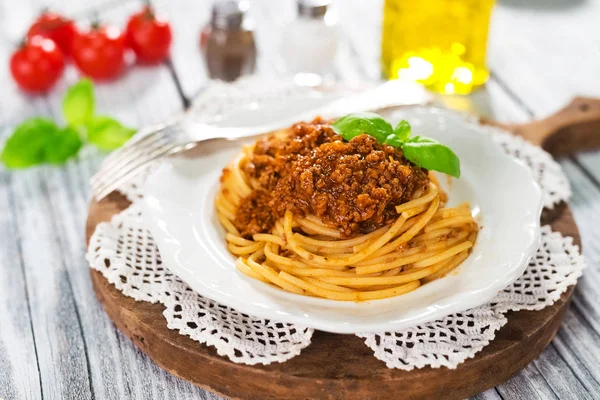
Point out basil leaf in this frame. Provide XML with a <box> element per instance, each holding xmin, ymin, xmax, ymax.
<box><xmin>45</xmin><ymin>126</ymin><xmax>83</xmax><ymax>164</ymax></box>
<box><xmin>87</xmin><ymin>116</ymin><xmax>136</xmax><ymax>150</ymax></box>
<box><xmin>1</xmin><ymin>118</ymin><xmax>58</xmax><ymax>168</ymax></box>
<box><xmin>393</xmin><ymin>120</ymin><xmax>411</xmax><ymax>143</ymax></box>
<box><xmin>402</xmin><ymin>136</ymin><xmax>461</xmax><ymax>178</ymax></box>
<box><xmin>384</xmin><ymin>133</ymin><xmax>403</xmax><ymax>147</ymax></box>
<box><xmin>62</xmin><ymin>78</ymin><xmax>95</xmax><ymax>127</ymax></box>
<box><xmin>331</xmin><ymin>112</ymin><xmax>393</xmax><ymax>143</ymax></box>
<box><xmin>407</xmin><ymin>135</ymin><xmax>438</xmax><ymax>145</ymax></box>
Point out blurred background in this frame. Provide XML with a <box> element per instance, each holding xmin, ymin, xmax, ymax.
<box><xmin>1</xmin><ymin>1</ymin><xmax>600</xmax><ymax>399</ymax></box>
<box><xmin>1</xmin><ymin>0</ymin><xmax>599</xmax><ymax>128</ymax></box>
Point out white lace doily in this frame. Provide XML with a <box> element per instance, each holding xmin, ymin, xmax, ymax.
<box><xmin>358</xmin><ymin>226</ymin><xmax>584</xmax><ymax>370</ymax></box>
<box><xmin>489</xmin><ymin>126</ymin><xmax>571</xmax><ymax>209</ymax></box>
<box><xmin>89</xmin><ymin>203</ymin><xmax>313</xmax><ymax>365</ymax></box>
<box><xmin>87</xmin><ymin>78</ymin><xmax>584</xmax><ymax>370</ymax></box>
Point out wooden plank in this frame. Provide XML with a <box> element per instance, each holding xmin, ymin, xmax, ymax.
<box><xmin>486</xmin><ymin>17</ymin><xmax>600</xmax><ymax>388</ymax></box>
<box><xmin>532</xmin><ymin>342</ymin><xmax>594</xmax><ymax>400</ymax></box>
<box><xmin>0</xmin><ymin>146</ymin><xmax>43</xmax><ymax>400</ymax></box>
<box><xmin>76</xmin><ymin>158</ymin><xmax>218</xmax><ymax>400</ymax></box>
<box><xmin>558</xmin><ymin>159</ymin><xmax>600</xmax><ymax>322</ymax></box>
<box><xmin>0</xmin><ymin>50</ymin><xmax>95</xmax><ymax>400</ymax></box>
<box><xmin>0</xmin><ymin>1</ymin><xmax>191</xmax><ymax>399</ymax></box>
<box><xmin>575</xmin><ymin>152</ymin><xmax>600</xmax><ymax>196</ymax></box>
<box><xmin>540</xmin><ymin>159</ymin><xmax>600</xmax><ymax>396</ymax></box>
<box><xmin>471</xmin><ymin>389</ymin><xmax>503</xmax><ymax>400</ymax></box>
<box><xmin>474</xmin><ymin>79</ymin><xmax>556</xmax><ymax>400</ymax></box>
<box><xmin>553</xmin><ymin>328</ymin><xmax>600</xmax><ymax>396</ymax></box>
<box><xmin>489</xmin><ymin>0</ymin><xmax>600</xmax><ymax>116</ymax></box>
<box><xmin>496</xmin><ymin>364</ymin><xmax>558</xmax><ymax>400</ymax></box>
<box><xmin>0</xmin><ymin>7</ymin><xmax>48</xmax><ymax>398</ymax></box>
<box><xmin>41</xmin><ymin>155</ymin><xmax>130</xmax><ymax>400</ymax></box>
<box><xmin>8</xmin><ymin>157</ymin><xmax>93</xmax><ymax>400</ymax></box>
<box><xmin>112</xmin><ymin>329</ymin><xmax>220</xmax><ymax>400</ymax></box>
<box><xmin>36</xmin><ymin>4</ymin><xmax>201</xmax><ymax>398</ymax></box>
<box><xmin>463</xmin><ymin>77</ymin><xmax>600</xmax><ymax>399</ymax></box>
<box><xmin>560</xmin><ymin>158</ymin><xmax>600</xmax><ymax>301</ymax></box>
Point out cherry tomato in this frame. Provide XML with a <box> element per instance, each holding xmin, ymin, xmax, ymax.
<box><xmin>26</xmin><ymin>12</ymin><xmax>77</xmax><ymax>56</ymax></box>
<box><xmin>72</xmin><ymin>25</ymin><xmax>126</xmax><ymax>80</ymax></box>
<box><xmin>10</xmin><ymin>36</ymin><xmax>65</xmax><ymax>92</ymax></box>
<box><xmin>125</xmin><ymin>6</ymin><xmax>172</xmax><ymax>64</ymax></box>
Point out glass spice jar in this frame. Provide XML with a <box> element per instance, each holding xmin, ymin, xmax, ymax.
<box><xmin>281</xmin><ymin>0</ymin><xmax>338</xmax><ymax>80</ymax></box>
<box><xmin>200</xmin><ymin>0</ymin><xmax>257</xmax><ymax>82</ymax></box>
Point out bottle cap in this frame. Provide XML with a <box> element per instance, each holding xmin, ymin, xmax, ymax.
<box><xmin>211</xmin><ymin>0</ymin><xmax>250</xmax><ymax>30</ymax></box>
<box><xmin>297</xmin><ymin>0</ymin><xmax>331</xmax><ymax>19</ymax></box>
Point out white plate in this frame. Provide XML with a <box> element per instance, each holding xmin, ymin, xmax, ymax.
<box><xmin>143</xmin><ymin>107</ymin><xmax>542</xmax><ymax>334</ymax></box>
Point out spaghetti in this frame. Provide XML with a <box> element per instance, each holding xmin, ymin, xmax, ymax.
<box><xmin>215</xmin><ymin>119</ymin><xmax>478</xmax><ymax>301</ymax></box>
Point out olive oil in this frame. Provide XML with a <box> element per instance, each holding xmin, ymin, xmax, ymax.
<box><xmin>381</xmin><ymin>0</ymin><xmax>495</xmax><ymax>94</ymax></box>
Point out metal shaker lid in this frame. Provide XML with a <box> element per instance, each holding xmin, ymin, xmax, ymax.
<box><xmin>211</xmin><ymin>0</ymin><xmax>250</xmax><ymax>30</ymax></box>
<box><xmin>297</xmin><ymin>0</ymin><xmax>332</xmax><ymax>19</ymax></box>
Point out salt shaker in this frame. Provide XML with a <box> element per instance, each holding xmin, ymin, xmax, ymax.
<box><xmin>200</xmin><ymin>0</ymin><xmax>257</xmax><ymax>82</ymax></box>
<box><xmin>281</xmin><ymin>0</ymin><xmax>338</xmax><ymax>77</ymax></box>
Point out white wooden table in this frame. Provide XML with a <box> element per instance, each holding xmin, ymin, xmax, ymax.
<box><xmin>1</xmin><ymin>1</ymin><xmax>599</xmax><ymax>399</ymax></box>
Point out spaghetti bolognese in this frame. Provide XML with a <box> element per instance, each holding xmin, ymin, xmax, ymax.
<box><xmin>215</xmin><ymin>117</ymin><xmax>477</xmax><ymax>301</ymax></box>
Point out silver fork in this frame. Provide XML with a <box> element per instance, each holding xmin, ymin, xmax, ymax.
<box><xmin>90</xmin><ymin>80</ymin><xmax>432</xmax><ymax>201</ymax></box>
<box><xmin>90</xmin><ymin>121</ymin><xmax>308</xmax><ymax>200</ymax></box>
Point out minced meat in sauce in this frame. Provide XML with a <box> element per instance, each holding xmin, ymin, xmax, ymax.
<box><xmin>232</xmin><ymin>118</ymin><xmax>430</xmax><ymax>238</ymax></box>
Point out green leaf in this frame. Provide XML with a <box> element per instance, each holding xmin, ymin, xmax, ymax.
<box><xmin>331</xmin><ymin>112</ymin><xmax>393</xmax><ymax>144</ymax></box>
<box><xmin>44</xmin><ymin>126</ymin><xmax>83</xmax><ymax>164</ymax></box>
<box><xmin>393</xmin><ymin>120</ymin><xmax>411</xmax><ymax>143</ymax></box>
<box><xmin>1</xmin><ymin>118</ymin><xmax>58</xmax><ymax>168</ymax></box>
<box><xmin>87</xmin><ymin>116</ymin><xmax>136</xmax><ymax>150</ymax></box>
<box><xmin>383</xmin><ymin>120</ymin><xmax>412</xmax><ymax>147</ymax></box>
<box><xmin>402</xmin><ymin>136</ymin><xmax>461</xmax><ymax>178</ymax></box>
<box><xmin>383</xmin><ymin>133</ymin><xmax>403</xmax><ymax>147</ymax></box>
<box><xmin>62</xmin><ymin>78</ymin><xmax>95</xmax><ymax>127</ymax></box>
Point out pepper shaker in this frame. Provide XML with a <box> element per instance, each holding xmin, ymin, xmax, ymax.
<box><xmin>200</xmin><ymin>0</ymin><xmax>257</xmax><ymax>82</ymax></box>
<box><xmin>281</xmin><ymin>0</ymin><xmax>338</xmax><ymax>78</ymax></box>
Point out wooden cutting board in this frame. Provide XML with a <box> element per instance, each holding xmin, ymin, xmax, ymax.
<box><xmin>86</xmin><ymin>96</ymin><xmax>600</xmax><ymax>400</ymax></box>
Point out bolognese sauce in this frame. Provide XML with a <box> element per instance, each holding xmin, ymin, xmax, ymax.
<box><xmin>230</xmin><ymin>118</ymin><xmax>430</xmax><ymax>238</ymax></box>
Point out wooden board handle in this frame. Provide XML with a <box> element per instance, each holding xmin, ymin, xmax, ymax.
<box><xmin>495</xmin><ymin>97</ymin><xmax>600</xmax><ymax>157</ymax></box>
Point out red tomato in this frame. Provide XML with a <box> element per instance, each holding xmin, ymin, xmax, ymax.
<box><xmin>72</xmin><ymin>25</ymin><xmax>126</xmax><ymax>80</ymax></box>
<box><xmin>27</xmin><ymin>12</ymin><xmax>77</xmax><ymax>56</ymax></box>
<box><xmin>10</xmin><ymin>36</ymin><xmax>65</xmax><ymax>92</ymax></box>
<box><xmin>126</xmin><ymin>6</ymin><xmax>172</xmax><ymax>64</ymax></box>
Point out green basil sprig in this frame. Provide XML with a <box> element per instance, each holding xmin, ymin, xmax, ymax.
<box><xmin>1</xmin><ymin>78</ymin><xmax>136</xmax><ymax>169</ymax></box>
<box><xmin>1</xmin><ymin>118</ymin><xmax>82</xmax><ymax>168</ymax></box>
<box><xmin>331</xmin><ymin>113</ymin><xmax>461</xmax><ymax>178</ymax></box>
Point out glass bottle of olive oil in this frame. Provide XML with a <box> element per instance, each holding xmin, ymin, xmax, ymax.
<box><xmin>381</xmin><ymin>0</ymin><xmax>495</xmax><ymax>95</ymax></box>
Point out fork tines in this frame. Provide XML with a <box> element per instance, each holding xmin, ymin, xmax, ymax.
<box><xmin>91</xmin><ymin>124</ymin><xmax>177</xmax><ymax>200</ymax></box>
